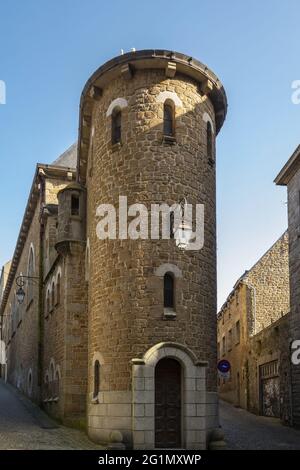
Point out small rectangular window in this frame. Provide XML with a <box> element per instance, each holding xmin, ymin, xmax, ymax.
<box><xmin>71</xmin><ymin>195</ymin><xmax>80</xmax><ymax>216</ymax></box>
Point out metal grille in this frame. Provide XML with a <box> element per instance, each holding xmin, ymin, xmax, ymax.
<box><xmin>260</xmin><ymin>360</ymin><xmax>278</xmax><ymax>379</ymax></box>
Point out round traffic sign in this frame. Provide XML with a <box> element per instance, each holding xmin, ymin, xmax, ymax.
<box><xmin>217</xmin><ymin>359</ymin><xmax>231</xmax><ymax>373</ymax></box>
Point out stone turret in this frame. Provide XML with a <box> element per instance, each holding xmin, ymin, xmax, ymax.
<box><xmin>56</xmin><ymin>182</ymin><xmax>86</xmax><ymax>253</ymax></box>
<box><xmin>77</xmin><ymin>49</ymin><xmax>227</xmax><ymax>449</ymax></box>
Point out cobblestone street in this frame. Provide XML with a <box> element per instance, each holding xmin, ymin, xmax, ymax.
<box><xmin>220</xmin><ymin>399</ymin><xmax>300</xmax><ymax>450</ymax></box>
<box><xmin>0</xmin><ymin>379</ymin><xmax>102</xmax><ymax>450</ymax></box>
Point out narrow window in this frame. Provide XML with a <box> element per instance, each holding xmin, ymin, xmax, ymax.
<box><xmin>71</xmin><ymin>194</ymin><xmax>80</xmax><ymax>216</ymax></box>
<box><xmin>51</xmin><ymin>282</ymin><xmax>55</xmax><ymax>310</ymax></box>
<box><xmin>170</xmin><ymin>212</ymin><xmax>174</xmax><ymax>239</ymax></box>
<box><xmin>163</xmin><ymin>102</ymin><xmax>175</xmax><ymax>137</ymax></box>
<box><xmin>56</xmin><ymin>274</ymin><xmax>61</xmax><ymax>306</ymax></box>
<box><xmin>207</xmin><ymin>121</ymin><xmax>213</xmax><ymax>160</ymax></box>
<box><xmin>164</xmin><ymin>273</ymin><xmax>174</xmax><ymax>309</ymax></box>
<box><xmin>112</xmin><ymin>109</ymin><xmax>121</xmax><ymax>144</ymax></box>
<box><xmin>94</xmin><ymin>360</ymin><xmax>100</xmax><ymax>398</ymax></box>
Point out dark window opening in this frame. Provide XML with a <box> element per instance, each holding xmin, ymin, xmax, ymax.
<box><xmin>71</xmin><ymin>195</ymin><xmax>80</xmax><ymax>216</ymax></box>
<box><xmin>207</xmin><ymin>121</ymin><xmax>213</xmax><ymax>160</ymax></box>
<box><xmin>170</xmin><ymin>212</ymin><xmax>174</xmax><ymax>239</ymax></box>
<box><xmin>164</xmin><ymin>273</ymin><xmax>174</xmax><ymax>309</ymax></box>
<box><xmin>51</xmin><ymin>283</ymin><xmax>55</xmax><ymax>310</ymax></box>
<box><xmin>163</xmin><ymin>102</ymin><xmax>175</xmax><ymax>137</ymax></box>
<box><xmin>56</xmin><ymin>274</ymin><xmax>61</xmax><ymax>306</ymax></box>
<box><xmin>94</xmin><ymin>360</ymin><xmax>100</xmax><ymax>398</ymax></box>
<box><xmin>112</xmin><ymin>109</ymin><xmax>122</xmax><ymax>144</ymax></box>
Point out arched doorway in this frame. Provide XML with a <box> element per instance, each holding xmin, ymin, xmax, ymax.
<box><xmin>155</xmin><ymin>358</ymin><xmax>182</xmax><ymax>448</ymax></box>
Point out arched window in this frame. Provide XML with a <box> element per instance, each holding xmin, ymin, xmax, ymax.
<box><xmin>164</xmin><ymin>273</ymin><xmax>174</xmax><ymax>309</ymax></box>
<box><xmin>56</xmin><ymin>274</ymin><xmax>61</xmax><ymax>306</ymax></box>
<box><xmin>163</xmin><ymin>101</ymin><xmax>175</xmax><ymax>137</ymax></box>
<box><xmin>112</xmin><ymin>108</ymin><xmax>122</xmax><ymax>144</ymax></box>
<box><xmin>170</xmin><ymin>212</ymin><xmax>174</xmax><ymax>239</ymax></box>
<box><xmin>27</xmin><ymin>247</ymin><xmax>35</xmax><ymax>302</ymax></box>
<box><xmin>94</xmin><ymin>360</ymin><xmax>100</xmax><ymax>398</ymax></box>
<box><xmin>207</xmin><ymin>121</ymin><xmax>213</xmax><ymax>160</ymax></box>
<box><xmin>51</xmin><ymin>282</ymin><xmax>55</xmax><ymax>310</ymax></box>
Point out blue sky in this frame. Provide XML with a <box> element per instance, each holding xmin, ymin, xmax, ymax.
<box><xmin>0</xmin><ymin>0</ymin><xmax>298</xmax><ymax>307</ymax></box>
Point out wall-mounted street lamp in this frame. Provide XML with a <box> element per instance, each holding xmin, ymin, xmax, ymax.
<box><xmin>174</xmin><ymin>198</ymin><xmax>193</xmax><ymax>250</ymax></box>
<box><xmin>16</xmin><ymin>275</ymin><xmax>39</xmax><ymax>305</ymax></box>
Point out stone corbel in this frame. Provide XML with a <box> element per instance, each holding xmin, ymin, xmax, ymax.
<box><xmin>200</xmin><ymin>79</ymin><xmax>213</xmax><ymax>96</ymax></box>
<box><xmin>165</xmin><ymin>61</ymin><xmax>176</xmax><ymax>78</ymax></box>
<box><xmin>88</xmin><ymin>85</ymin><xmax>102</xmax><ymax>100</ymax></box>
<box><xmin>121</xmin><ymin>63</ymin><xmax>133</xmax><ymax>80</ymax></box>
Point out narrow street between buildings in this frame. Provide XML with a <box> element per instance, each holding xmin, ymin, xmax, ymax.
<box><xmin>0</xmin><ymin>379</ymin><xmax>101</xmax><ymax>450</ymax></box>
<box><xmin>220</xmin><ymin>399</ymin><xmax>300</xmax><ymax>450</ymax></box>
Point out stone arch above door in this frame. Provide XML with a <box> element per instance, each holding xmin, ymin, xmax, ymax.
<box><xmin>131</xmin><ymin>342</ymin><xmax>208</xmax><ymax>450</ymax></box>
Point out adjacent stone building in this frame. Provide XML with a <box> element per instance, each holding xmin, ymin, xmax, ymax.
<box><xmin>0</xmin><ymin>260</ymin><xmax>11</xmax><ymax>377</ymax></box>
<box><xmin>275</xmin><ymin>145</ymin><xmax>300</xmax><ymax>427</ymax></box>
<box><xmin>217</xmin><ymin>232</ymin><xmax>291</xmax><ymax>421</ymax></box>
<box><xmin>0</xmin><ymin>145</ymin><xmax>89</xmax><ymax>424</ymax></box>
<box><xmin>0</xmin><ymin>50</ymin><xmax>227</xmax><ymax>449</ymax></box>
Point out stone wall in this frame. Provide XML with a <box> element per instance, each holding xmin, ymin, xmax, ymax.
<box><xmin>2</xmin><ymin>199</ymin><xmax>41</xmax><ymax>402</ymax></box>
<box><xmin>244</xmin><ymin>232</ymin><xmax>290</xmax><ymax>334</ymax></box>
<box><xmin>247</xmin><ymin>315</ymin><xmax>291</xmax><ymax>422</ymax></box>
<box><xmin>1</xmin><ymin>168</ymin><xmax>88</xmax><ymax>427</ymax></box>
<box><xmin>217</xmin><ymin>283</ymin><xmax>249</xmax><ymax>408</ymax></box>
<box><xmin>287</xmin><ymin>169</ymin><xmax>300</xmax><ymax>426</ymax></box>
<box><xmin>217</xmin><ymin>232</ymin><xmax>291</xmax><ymax>421</ymax></box>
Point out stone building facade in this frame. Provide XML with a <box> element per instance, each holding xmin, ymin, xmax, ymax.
<box><xmin>0</xmin><ymin>261</ymin><xmax>11</xmax><ymax>303</ymax></box>
<box><xmin>0</xmin><ymin>146</ymin><xmax>88</xmax><ymax>424</ymax></box>
<box><xmin>275</xmin><ymin>145</ymin><xmax>300</xmax><ymax>427</ymax></box>
<box><xmin>0</xmin><ymin>260</ymin><xmax>11</xmax><ymax>377</ymax></box>
<box><xmin>217</xmin><ymin>232</ymin><xmax>291</xmax><ymax>421</ymax></box>
<box><xmin>0</xmin><ymin>50</ymin><xmax>227</xmax><ymax>449</ymax></box>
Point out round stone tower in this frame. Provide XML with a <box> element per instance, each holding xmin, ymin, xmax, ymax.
<box><xmin>77</xmin><ymin>50</ymin><xmax>227</xmax><ymax>449</ymax></box>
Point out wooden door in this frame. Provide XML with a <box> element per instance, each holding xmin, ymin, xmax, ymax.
<box><xmin>155</xmin><ymin>358</ymin><xmax>181</xmax><ymax>448</ymax></box>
